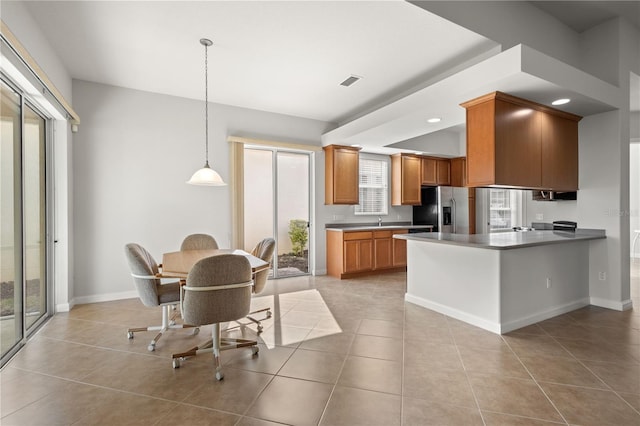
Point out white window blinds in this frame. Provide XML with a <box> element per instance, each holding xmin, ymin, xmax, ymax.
<box><xmin>355</xmin><ymin>158</ymin><xmax>388</xmax><ymax>215</ymax></box>
<box><xmin>488</xmin><ymin>189</ymin><xmax>523</xmax><ymax>231</ymax></box>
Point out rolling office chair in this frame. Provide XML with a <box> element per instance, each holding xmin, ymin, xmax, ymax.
<box><xmin>180</xmin><ymin>233</ymin><xmax>219</xmax><ymax>251</ymax></box>
<box><xmin>171</xmin><ymin>254</ymin><xmax>259</xmax><ymax>380</ymax></box>
<box><xmin>246</xmin><ymin>238</ymin><xmax>276</xmax><ymax>332</ymax></box>
<box><xmin>124</xmin><ymin>243</ymin><xmax>198</xmax><ymax>351</ymax></box>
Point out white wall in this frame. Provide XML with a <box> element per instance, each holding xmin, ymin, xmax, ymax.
<box><xmin>2</xmin><ymin>2</ymin><xmax>73</xmax><ymax>101</ymax></box>
<box><xmin>631</xmin><ymin>143</ymin><xmax>640</xmax><ymax>259</ymax></box>
<box><xmin>71</xmin><ymin>80</ymin><xmax>329</xmax><ymax>302</ymax></box>
<box><xmin>410</xmin><ymin>1</ymin><xmax>582</xmax><ymax>77</ymax></box>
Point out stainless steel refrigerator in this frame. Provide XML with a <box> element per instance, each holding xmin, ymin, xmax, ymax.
<box><xmin>412</xmin><ymin>186</ymin><xmax>470</xmax><ymax>234</ymax></box>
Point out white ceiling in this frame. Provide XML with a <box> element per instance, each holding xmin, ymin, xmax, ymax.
<box><xmin>20</xmin><ymin>0</ymin><xmax>637</xmax><ymax>154</ymax></box>
<box><xmin>23</xmin><ymin>0</ymin><xmax>496</xmax><ymax>124</ymax></box>
<box><xmin>531</xmin><ymin>1</ymin><xmax>640</xmax><ymax>33</ymax></box>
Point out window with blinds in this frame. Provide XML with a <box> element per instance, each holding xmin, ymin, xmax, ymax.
<box><xmin>488</xmin><ymin>189</ymin><xmax>523</xmax><ymax>231</ymax></box>
<box><xmin>355</xmin><ymin>158</ymin><xmax>388</xmax><ymax>215</ymax></box>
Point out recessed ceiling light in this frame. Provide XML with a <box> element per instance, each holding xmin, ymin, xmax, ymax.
<box><xmin>427</xmin><ymin>117</ymin><xmax>441</xmax><ymax>123</ymax></box>
<box><xmin>340</xmin><ymin>75</ymin><xmax>362</xmax><ymax>87</ymax></box>
<box><xmin>552</xmin><ymin>98</ymin><xmax>571</xmax><ymax>106</ymax></box>
<box><xmin>351</xmin><ymin>144</ymin><xmax>361</xmax><ymax>147</ymax></box>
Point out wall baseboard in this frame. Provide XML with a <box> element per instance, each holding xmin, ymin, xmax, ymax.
<box><xmin>313</xmin><ymin>269</ymin><xmax>327</xmax><ymax>276</ymax></box>
<box><xmin>72</xmin><ymin>290</ymin><xmax>138</xmax><ymax>307</ymax></box>
<box><xmin>500</xmin><ymin>298</ymin><xmax>590</xmax><ymax>333</ymax></box>
<box><xmin>405</xmin><ymin>293</ymin><xmax>501</xmax><ymax>334</ymax></box>
<box><xmin>55</xmin><ymin>302</ymin><xmax>74</xmax><ymax>313</ymax></box>
<box><xmin>590</xmin><ymin>297</ymin><xmax>634</xmax><ymax>311</ymax></box>
<box><xmin>405</xmin><ymin>294</ymin><xmax>592</xmax><ymax>334</ymax></box>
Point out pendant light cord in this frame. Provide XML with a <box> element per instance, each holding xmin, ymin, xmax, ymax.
<box><xmin>204</xmin><ymin>41</ymin><xmax>209</xmax><ymax>167</ymax></box>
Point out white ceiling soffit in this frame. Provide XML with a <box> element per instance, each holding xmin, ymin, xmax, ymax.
<box><xmin>23</xmin><ymin>1</ymin><xmax>498</xmax><ymax>124</ymax></box>
<box><xmin>530</xmin><ymin>1</ymin><xmax>640</xmax><ymax>33</ymax></box>
<box><xmin>322</xmin><ymin>44</ymin><xmax>622</xmax><ymax>149</ymax></box>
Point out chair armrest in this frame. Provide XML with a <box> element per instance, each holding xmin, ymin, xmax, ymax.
<box><xmin>183</xmin><ymin>281</ymin><xmax>253</xmax><ymax>292</ymax></box>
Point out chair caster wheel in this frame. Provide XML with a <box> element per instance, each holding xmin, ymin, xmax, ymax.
<box><xmin>252</xmin><ymin>346</ymin><xmax>259</xmax><ymax>355</ymax></box>
<box><xmin>215</xmin><ymin>371</ymin><xmax>224</xmax><ymax>381</ymax></box>
<box><xmin>172</xmin><ymin>359</ymin><xmax>180</xmax><ymax>369</ymax></box>
<box><xmin>148</xmin><ymin>344</ymin><xmax>155</xmax><ymax>352</ymax></box>
<box><xmin>192</xmin><ymin>327</ymin><xmax>200</xmax><ymax>335</ymax></box>
<box><xmin>257</xmin><ymin>325</ymin><xmax>263</xmax><ymax>333</ymax></box>
<box><xmin>266</xmin><ymin>311</ymin><xmax>272</xmax><ymax>319</ymax></box>
<box><xmin>127</xmin><ymin>331</ymin><xmax>134</xmax><ymax>339</ymax></box>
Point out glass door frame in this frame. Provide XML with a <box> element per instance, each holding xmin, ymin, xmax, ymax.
<box><xmin>243</xmin><ymin>144</ymin><xmax>313</xmax><ymax>279</ymax></box>
<box><xmin>1</xmin><ymin>73</ymin><xmax>54</xmax><ymax>367</ymax></box>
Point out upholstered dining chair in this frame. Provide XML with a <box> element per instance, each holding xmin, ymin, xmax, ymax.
<box><xmin>180</xmin><ymin>233</ymin><xmax>219</xmax><ymax>251</ymax></box>
<box><xmin>124</xmin><ymin>243</ymin><xmax>198</xmax><ymax>351</ymax></box>
<box><xmin>171</xmin><ymin>254</ymin><xmax>259</xmax><ymax>380</ymax></box>
<box><xmin>245</xmin><ymin>237</ymin><xmax>275</xmax><ymax>332</ymax></box>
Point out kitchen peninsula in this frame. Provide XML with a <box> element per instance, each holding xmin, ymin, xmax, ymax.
<box><xmin>395</xmin><ymin>230</ymin><xmax>605</xmax><ymax>334</ymax></box>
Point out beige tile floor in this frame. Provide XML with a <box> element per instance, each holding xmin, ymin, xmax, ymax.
<box><xmin>1</xmin><ymin>264</ymin><xmax>639</xmax><ymax>425</ymax></box>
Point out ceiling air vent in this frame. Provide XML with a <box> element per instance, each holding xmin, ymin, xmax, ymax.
<box><xmin>340</xmin><ymin>75</ymin><xmax>362</xmax><ymax>87</ymax></box>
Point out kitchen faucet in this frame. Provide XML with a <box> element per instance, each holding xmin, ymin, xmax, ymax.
<box><xmin>378</xmin><ymin>216</ymin><xmax>382</xmax><ymax>226</ymax></box>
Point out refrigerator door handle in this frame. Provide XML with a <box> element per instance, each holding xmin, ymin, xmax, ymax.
<box><xmin>451</xmin><ymin>198</ymin><xmax>456</xmax><ymax>233</ymax></box>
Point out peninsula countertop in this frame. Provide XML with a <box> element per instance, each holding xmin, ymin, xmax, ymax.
<box><xmin>394</xmin><ymin>229</ymin><xmax>605</xmax><ymax>250</ymax></box>
<box><xmin>326</xmin><ymin>224</ymin><xmax>434</xmax><ymax>232</ymax></box>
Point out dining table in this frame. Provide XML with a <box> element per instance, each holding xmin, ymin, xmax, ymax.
<box><xmin>159</xmin><ymin>248</ymin><xmax>269</xmax><ymax>280</ymax></box>
<box><xmin>158</xmin><ymin>248</ymin><xmax>270</xmax><ymax>317</ymax></box>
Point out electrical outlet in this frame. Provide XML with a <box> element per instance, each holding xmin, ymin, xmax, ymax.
<box><xmin>536</xmin><ymin>213</ymin><xmax>544</xmax><ymax>221</ymax></box>
<box><xmin>546</xmin><ymin>278</ymin><xmax>552</xmax><ymax>288</ymax></box>
<box><xmin>599</xmin><ymin>272</ymin><xmax>607</xmax><ymax>281</ymax></box>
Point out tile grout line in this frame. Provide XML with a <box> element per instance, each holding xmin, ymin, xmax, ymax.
<box><xmin>544</xmin><ymin>329</ymin><xmax>640</xmax><ymax>417</ymax></box>
<box><xmin>501</xmin><ymin>329</ymin><xmax>570</xmax><ymax>425</ymax></box>
<box><xmin>445</xmin><ymin>316</ymin><xmax>488</xmax><ymax>426</ymax></box>
<box><xmin>315</xmin><ymin>312</ymin><xmax>356</xmax><ymax>425</ymax></box>
<box><xmin>400</xmin><ymin>301</ymin><xmax>405</xmax><ymax>426</ymax></box>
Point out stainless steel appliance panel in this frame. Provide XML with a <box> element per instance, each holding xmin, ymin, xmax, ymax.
<box><xmin>414</xmin><ymin>186</ymin><xmax>470</xmax><ymax>234</ymax></box>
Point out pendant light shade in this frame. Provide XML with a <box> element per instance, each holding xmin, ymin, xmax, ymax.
<box><xmin>187</xmin><ymin>162</ymin><xmax>225</xmax><ymax>186</ymax></box>
<box><xmin>187</xmin><ymin>38</ymin><xmax>226</xmax><ymax>186</ymax></box>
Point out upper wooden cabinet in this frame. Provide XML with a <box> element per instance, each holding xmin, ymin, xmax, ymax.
<box><xmin>541</xmin><ymin>112</ymin><xmax>579</xmax><ymax>190</ymax></box>
<box><xmin>323</xmin><ymin>144</ymin><xmax>361</xmax><ymax>205</ymax></box>
<box><xmin>421</xmin><ymin>157</ymin><xmax>437</xmax><ymax>185</ymax></box>
<box><xmin>421</xmin><ymin>157</ymin><xmax>451</xmax><ymax>186</ymax></box>
<box><xmin>436</xmin><ymin>159</ymin><xmax>451</xmax><ymax>186</ymax></box>
<box><xmin>461</xmin><ymin>91</ymin><xmax>581</xmax><ymax>191</ymax></box>
<box><xmin>450</xmin><ymin>157</ymin><xmax>466</xmax><ymax>187</ymax></box>
<box><xmin>391</xmin><ymin>154</ymin><xmax>421</xmax><ymax>205</ymax></box>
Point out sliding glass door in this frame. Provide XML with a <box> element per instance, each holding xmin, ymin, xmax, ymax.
<box><xmin>243</xmin><ymin>146</ymin><xmax>311</xmax><ymax>278</ymax></box>
<box><xmin>1</xmin><ymin>78</ymin><xmax>50</xmax><ymax>366</ymax></box>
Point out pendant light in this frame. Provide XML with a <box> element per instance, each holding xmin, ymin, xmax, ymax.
<box><xmin>187</xmin><ymin>38</ymin><xmax>226</xmax><ymax>186</ymax></box>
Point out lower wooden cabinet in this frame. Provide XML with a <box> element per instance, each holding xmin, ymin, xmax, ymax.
<box><xmin>374</xmin><ymin>231</ymin><xmax>393</xmax><ymax>270</ymax></box>
<box><xmin>392</xmin><ymin>229</ymin><xmax>408</xmax><ymax>266</ymax></box>
<box><xmin>327</xmin><ymin>229</ymin><xmax>408</xmax><ymax>279</ymax></box>
<box><xmin>344</xmin><ymin>239</ymin><xmax>373</xmax><ymax>273</ymax></box>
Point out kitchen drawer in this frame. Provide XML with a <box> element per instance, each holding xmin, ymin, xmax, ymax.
<box><xmin>373</xmin><ymin>230</ymin><xmax>393</xmax><ymax>239</ymax></box>
<box><xmin>343</xmin><ymin>231</ymin><xmax>373</xmax><ymax>241</ymax></box>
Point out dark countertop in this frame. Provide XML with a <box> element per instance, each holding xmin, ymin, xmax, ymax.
<box><xmin>394</xmin><ymin>229</ymin><xmax>605</xmax><ymax>250</ymax></box>
<box><xmin>326</xmin><ymin>222</ymin><xmax>434</xmax><ymax>232</ymax></box>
